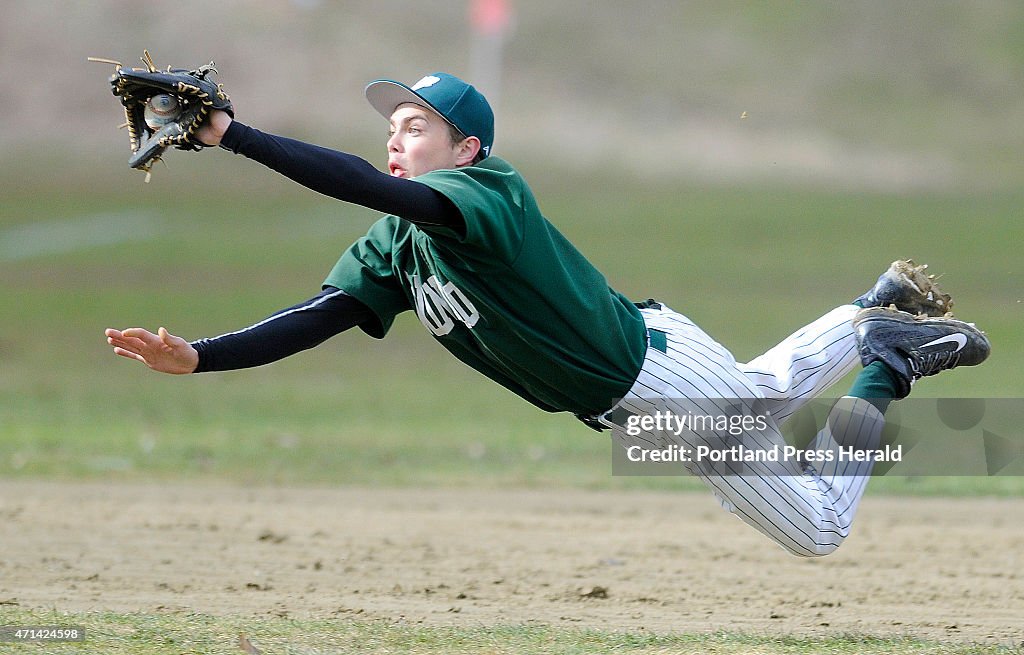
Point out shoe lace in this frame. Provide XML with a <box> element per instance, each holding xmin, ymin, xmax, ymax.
<box><xmin>910</xmin><ymin>350</ymin><xmax>961</xmax><ymax>379</ymax></box>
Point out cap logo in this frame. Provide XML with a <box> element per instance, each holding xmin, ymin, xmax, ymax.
<box><xmin>412</xmin><ymin>75</ymin><xmax>441</xmax><ymax>91</ymax></box>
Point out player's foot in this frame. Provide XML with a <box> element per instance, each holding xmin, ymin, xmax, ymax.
<box><xmin>854</xmin><ymin>260</ymin><xmax>953</xmax><ymax>316</ymax></box>
<box><xmin>853</xmin><ymin>307</ymin><xmax>990</xmax><ymax>398</ymax></box>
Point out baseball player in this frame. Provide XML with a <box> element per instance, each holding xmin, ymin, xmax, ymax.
<box><xmin>104</xmin><ymin>72</ymin><xmax>990</xmax><ymax>557</ymax></box>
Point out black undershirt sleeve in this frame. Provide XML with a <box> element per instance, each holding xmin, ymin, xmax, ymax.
<box><xmin>219</xmin><ymin>121</ymin><xmax>464</xmax><ymax>230</ymax></box>
<box><xmin>191</xmin><ymin>287</ymin><xmax>375</xmax><ymax>373</ymax></box>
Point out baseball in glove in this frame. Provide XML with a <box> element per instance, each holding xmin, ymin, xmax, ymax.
<box><xmin>90</xmin><ymin>50</ymin><xmax>233</xmax><ymax>181</ymax></box>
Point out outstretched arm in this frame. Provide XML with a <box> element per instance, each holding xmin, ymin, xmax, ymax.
<box><xmin>105</xmin><ymin>287</ymin><xmax>376</xmax><ymax>374</ymax></box>
<box><xmin>213</xmin><ymin>119</ymin><xmax>463</xmax><ymax>230</ymax></box>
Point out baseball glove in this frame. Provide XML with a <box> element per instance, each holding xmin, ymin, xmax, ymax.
<box><xmin>91</xmin><ymin>50</ymin><xmax>233</xmax><ymax>180</ymax></box>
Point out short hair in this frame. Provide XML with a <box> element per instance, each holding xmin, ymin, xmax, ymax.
<box><xmin>446</xmin><ymin>122</ymin><xmax>485</xmax><ymax>165</ymax></box>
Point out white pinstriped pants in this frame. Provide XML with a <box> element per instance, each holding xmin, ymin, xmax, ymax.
<box><xmin>599</xmin><ymin>303</ymin><xmax>884</xmax><ymax>557</ymax></box>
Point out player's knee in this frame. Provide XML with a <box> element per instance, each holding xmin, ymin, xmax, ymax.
<box><xmin>794</xmin><ymin>543</ymin><xmax>839</xmax><ymax>558</ymax></box>
<box><xmin>783</xmin><ymin>535</ymin><xmax>844</xmax><ymax>558</ymax></box>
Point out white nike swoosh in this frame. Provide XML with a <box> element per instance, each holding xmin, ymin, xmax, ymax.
<box><xmin>920</xmin><ymin>333</ymin><xmax>967</xmax><ymax>352</ymax></box>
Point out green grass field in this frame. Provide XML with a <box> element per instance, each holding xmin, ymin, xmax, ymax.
<box><xmin>2</xmin><ymin>170</ymin><xmax>1022</xmax><ymax>654</ymax></box>
<box><xmin>4</xmin><ymin>1</ymin><xmax>1023</xmax><ymax>650</ymax></box>
<box><xmin>1</xmin><ymin>606</ymin><xmax>1019</xmax><ymax>655</ymax></box>
<box><xmin>2</xmin><ymin>171</ymin><xmax>1020</xmax><ymax>490</ymax></box>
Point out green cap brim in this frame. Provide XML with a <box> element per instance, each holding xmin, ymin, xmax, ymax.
<box><xmin>365</xmin><ymin>80</ymin><xmax>466</xmax><ymax>137</ymax></box>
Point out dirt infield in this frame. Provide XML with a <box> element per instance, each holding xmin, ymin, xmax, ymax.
<box><xmin>1</xmin><ymin>480</ymin><xmax>1021</xmax><ymax>643</ymax></box>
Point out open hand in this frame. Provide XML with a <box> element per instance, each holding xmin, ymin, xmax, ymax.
<box><xmin>104</xmin><ymin>327</ymin><xmax>199</xmax><ymax>374</ymax></box>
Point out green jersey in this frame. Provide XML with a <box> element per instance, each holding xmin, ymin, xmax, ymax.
<box><xmin>324</xmin><ymin>157</ymin><xmax>646</xmax><ymax>416</ymax></box>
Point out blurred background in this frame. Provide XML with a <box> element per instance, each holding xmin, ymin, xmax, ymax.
<box><xmin>1</xmin><ymin>1</ymin><xmax>1021</xmax><ymax>489</ymax></box>
<box><xmin>3</xmin><ymin>0</ymin><xmax>1023</xmax><ymax>189</ymax></box>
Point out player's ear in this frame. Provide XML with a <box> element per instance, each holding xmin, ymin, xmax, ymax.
<box><xmin>455</xmin><ymin>136</ymin><xmax>481</xmax><ymax>167</ymax></box>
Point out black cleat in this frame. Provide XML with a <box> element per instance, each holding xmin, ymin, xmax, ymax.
<box><xmin>855</xmin><ymin>260</ymin><xmax>953</xmax><ymax>316</ymax></box>
<box><xmin>853</xmin><ymin>307</ymin><xmax>990</xmax><ymax>398</ymax></box>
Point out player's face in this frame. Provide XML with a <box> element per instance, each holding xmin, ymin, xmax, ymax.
<box><xmin>387</xmin><ymin>104</ymin><xmax>462</xmax><ymax>179</ymax></box>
